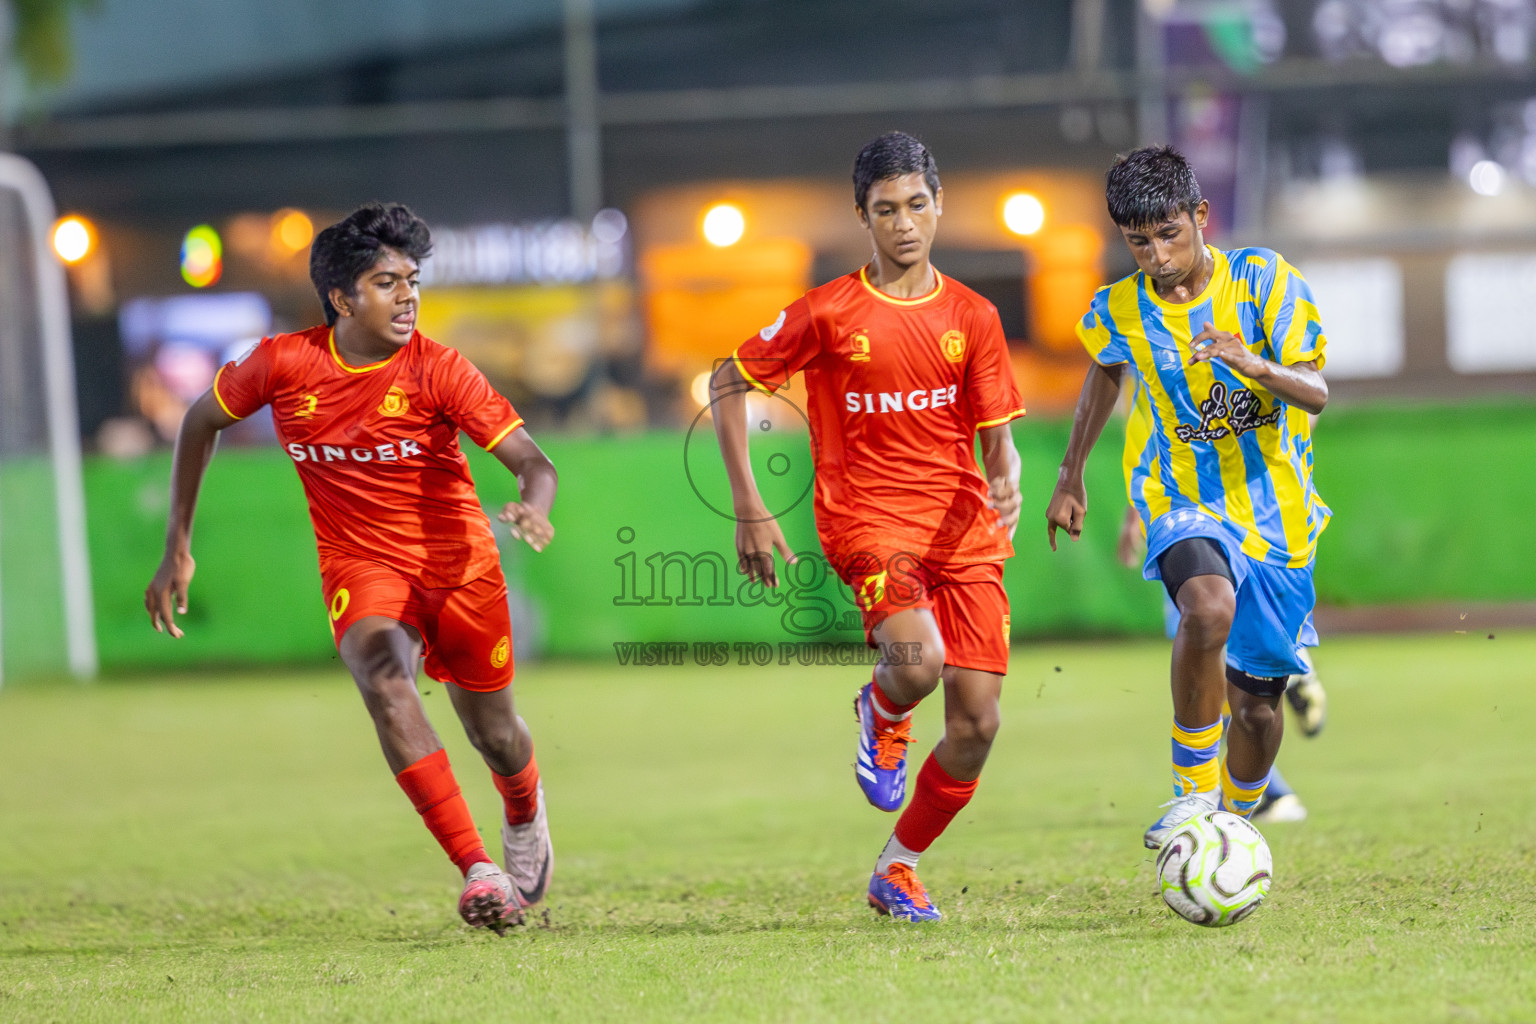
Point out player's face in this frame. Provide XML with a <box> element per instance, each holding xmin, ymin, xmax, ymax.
<box><xmin>858</xmin><ymin>173</ymin><xmax>942</xmax><ymax>270</ymax></box>
<box><xmin>331</xmin><ymin>246</ymin><xmax>420</xmax><ymax>349</ymax></box>
<box><xmin>1117</xmin><ymin>201</ymin><xmax>1209</xmax><ymax>289</ymax></box>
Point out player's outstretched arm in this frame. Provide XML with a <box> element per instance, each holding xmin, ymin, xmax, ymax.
<box><xmin>709</xmin><ymin>359</ymin><xmax>795</xmax><ymax>587</ymax></box>
<box><xmin>145</xmin><ymin>389</ymin><xmax>239</xmax><ymax>638</ymax></box>
<box><xmin>1046</xmin><ymin>361</ymin><xmax>1125</xmax><ymax>551</ymax></box>
<box><xmin>979</xmin><ymin>423</ymin><xmax>1022</xmax><ymax>540</ymax></box>
<box><xmin>1188</xmin><ymin>322</ymin><xmax>1327</xmax><ymax>414</ymax></box>
<box><xmin>490</xmin><ymin>428</ymin><xmax>558</xmax><ymax>552</ymax></box>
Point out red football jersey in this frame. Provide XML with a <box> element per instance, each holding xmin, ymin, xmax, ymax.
<box><xmin>733</xmin><ymin>266</ymin><xmax>1025</xmax><ymax>566</ymax></box>
<box><xmin>213</xmin><ymin>325</ymin><xmax>522</xmax><ymax>589</ymax></box>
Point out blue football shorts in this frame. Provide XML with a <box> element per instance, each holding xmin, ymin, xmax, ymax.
<box><xmin>1144</xmin><ymin>509</ymin><xmax>1317</xmax><ymax>679</ymax></box>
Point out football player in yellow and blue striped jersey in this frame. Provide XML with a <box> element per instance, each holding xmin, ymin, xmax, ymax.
<box><xmin>1045</xmin><ymin>145</ymin><xmax>1331</xmax><ymax>851</ymax></box>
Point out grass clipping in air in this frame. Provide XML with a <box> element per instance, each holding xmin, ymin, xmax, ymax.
<box><xmin>1</xmin><ymin>633</ymin><xmax>1533</xmax><ymax>1022</ymax></box>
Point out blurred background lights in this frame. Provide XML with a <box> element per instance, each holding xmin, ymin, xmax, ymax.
<box><xmin>271</xmin><ymin>209</ymin><xmax>313</xmax><ymax>255</ymax></box>
<box><xmin>590</xmin><ymin>207</ymin><xmax>628</xmax><ymax>244</ymax></box>
<box><xmin>1468</xmin><ymin>160</ymin><xmax>1506</xmax><ymax>197</ymax></box>
<box><xmin>690</xmin><ymin>369</ymin><xmax>713</xmax><ymax>408</ymax></box>
<box><xmin>52</xmin><ymin>216</ymin><xmax>95</xmax><ymax>264</ymax></box>
<box><xmin>1002</xmin><ymin>192</ymin><xmax>1046</xmax><ymax>236</ymax></box>
<box><xmin>701</xmin><ymin>203</ymin><xmax>745</xmax><ymax>247</ymax></box>
<box><xmin>181</xmin><ymin>225</ymin><xmax>223</xmax><ymax>288</ymax></box>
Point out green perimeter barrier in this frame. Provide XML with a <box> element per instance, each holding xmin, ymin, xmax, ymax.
<box><xmin>3</xmin><ymin>399</ymin><xmax>1534</xmax><ymax>675</ymax></box>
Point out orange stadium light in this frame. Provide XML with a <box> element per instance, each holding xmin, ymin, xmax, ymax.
<box><xmin>52</xmin><ymin>215</ymin><xmax>95</xmax><ymax>264</ymax></box>
<box><xmin>272</xmin><ymin>208</ymin><xmax>314</xmax><ymax>254</ymax></box>
<box><xmin>701</xmin><ymin>203</ymin><xmax>746</xmax><ymax>247</ymax></box>
<box><xmin>1001</xmin><ymin>192</ymin><xmax>1046</xmax><ymax>237</ymax></box>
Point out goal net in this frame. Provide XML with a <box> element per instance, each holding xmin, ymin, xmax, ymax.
<box><xmin>0</xmin><ymin>154</ymin><xmax>96</xmax><ymax>683</ymax></box>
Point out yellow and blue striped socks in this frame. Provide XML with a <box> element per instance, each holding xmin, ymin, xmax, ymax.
<box><xmin>1220</xmin><ymin>760</ymin><xmax>1271</xmax><ymax>817</ymax></box>
<box><xmin>1170</xmin><ymin>717</ymin><xmax>1221</xmax><ymax>797</ymax></box>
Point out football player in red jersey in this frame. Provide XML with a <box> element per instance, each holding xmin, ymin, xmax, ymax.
<box><xmin>146</xmin><ymin>203</ymin><xmax>557</xmax><ymax>932</ymax></box>
<box><xmin>710</xmin><ymin>133</ymin><xmax>1026</xmax><ymax>920</ymax></box>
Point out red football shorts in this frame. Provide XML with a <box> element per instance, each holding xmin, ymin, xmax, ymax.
<box><xmin>321</xmin><ymin>558</ymin><xmax>515</xmax><ymax>692</ymax></box>
<box><xmin>836</xmin><ymin>550</ymin><xmax>1010</xmax><ymax>676</ymax></box>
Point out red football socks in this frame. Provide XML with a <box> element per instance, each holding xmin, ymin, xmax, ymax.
<box><xmin>871</xmin><ymin>677</ymin><xmax>919</xmax><ymax>721</ymax></box>
<box><xmin>893</xmin><ymin>753</ymin><xmax>979</xmax><ymax>853</ymax></box>
<box><xmin>492</xmin><ymin>754</ymin><xmax>541</xmax><ymax>827</ymax></box>
<box><xmin>395</xmin><ymin>748</ymin><xmax>493</xmax><ymax>875</ymax></box>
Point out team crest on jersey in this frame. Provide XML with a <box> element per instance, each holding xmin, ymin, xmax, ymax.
<box><xmin>377</xmin><ymin>386</ymin><xmax>409</xmax><ymax>417</ymax></box>
<box><xmin>940</xmin><ymin>330</ymin><xmax>965</xmax><ymax>363</ymax></box>
<box><xmin>848</xmin><ymin>330</ymin><xmax>872</xmax><ymax>363</ymax></box>
<box><xmin>490</xmin><ymin>635</ymin><xmax>511</xmax><ymax>668</ymax></box>
<box><xmin>295</xmin><ymin>394</ymin><xmax>319</xmax><ymax>419</ymax></box>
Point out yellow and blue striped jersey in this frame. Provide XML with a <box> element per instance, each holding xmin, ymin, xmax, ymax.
<box><xmin>1081</xmin><ymin>245</ymin><xmax>1330</xmax><ymax>568</ymax></box>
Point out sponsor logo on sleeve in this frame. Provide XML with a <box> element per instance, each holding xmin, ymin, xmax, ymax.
<box><xmin>759</xmin><ymin>310</ymin><xmax>787</xmax><ymax>341</ymax></box>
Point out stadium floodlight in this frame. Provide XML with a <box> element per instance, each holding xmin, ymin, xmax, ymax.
<box><xmin>0</xmin><ymin>154</ymin><xmax>98</xmax><ymax>684</ymax></box>
<box><xmin>52</xmin><ymin>216</ymin><xmax>95</xmax><ymax>264</ymax></box>
<box><xmin>701</xmin><ymin>203</ymin><xmax>745</xmax><ymax>247</ymax></box>
<box><xmin>1468</xmin><ymin>160</ymin><xmax>1506</xmax><ymax>197</ymax></box>
<box><xmin>271</xmin><ymin>209</ymin><xmax>313</xmax><ymax>255</ymax></box>
<box><xmin>1001</xmin><ymin>192</ymin><xmax>1046</xmax><ymax>236</ymax></box>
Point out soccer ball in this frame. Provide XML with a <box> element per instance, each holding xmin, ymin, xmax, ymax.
<box><xmin>1155</xmin><ymin>810</ymin><xmax>1272</xmax><ymax>927</ymax></box>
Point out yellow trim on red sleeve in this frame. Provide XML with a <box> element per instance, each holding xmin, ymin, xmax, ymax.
<box><xmin>211</xmin><ymin>366</ymin><xmax>245</xmax><ymax>421</ymax></box>
<box><xmin>484</xmin><ymin>418</ymin><xmax>525</xmax><ymax>451</ymax></box>
<box><xmin>731</xmin><ymin>350</ymin><xmax>775</xmax><ymax>394</ymax></box>
<box><xmin>976</xmin><ymin>407</ymin><xmax>1026</xmax><ymax>429</ymax></box>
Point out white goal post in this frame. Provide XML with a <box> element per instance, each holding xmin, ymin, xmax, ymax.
<box><xmin>0</xmin><ymin>152</ymin><xmax>97</xmax><ymax>683</ymax></box>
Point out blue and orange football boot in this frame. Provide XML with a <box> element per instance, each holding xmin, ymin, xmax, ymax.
<box><xmin>854</xmin><ymin>682</ymin><xmax>911</xmax><ymax>811</ymax></box>
<box><xmin>867</xmin><ymin>862</ymin><xmax>942</xmax><ymax>922</ymax></box>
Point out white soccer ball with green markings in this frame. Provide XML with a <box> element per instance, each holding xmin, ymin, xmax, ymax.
<box><xmin>1155</xmin><ymin>810</ymin><xmax>1272</xmax><ymax>927</ymax></box>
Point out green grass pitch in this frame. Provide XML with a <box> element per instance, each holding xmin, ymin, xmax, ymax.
<box><xmin>2</xmin><ymin>632</ymin><xmax>1534</xmax><ymax>1022</ymax></box>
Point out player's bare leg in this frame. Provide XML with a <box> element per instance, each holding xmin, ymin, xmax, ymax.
<box><xmin>447</xmin><ymin>684</ymin><xmax>553</xmax><ymax>905</ymax></box>
<box><xmin>1144</xmin><ymin>574</ymin><xmax>1234</xmax><ymax>848</ymax></box>
<box><xmin>340</xmin><ymin>616</ymin><xmax>440</xmax><ymax>772</ymax></box>
<box><xmin>340</xmin><ymin>616</ymin><xmax>519</xmax><ymax>931</ymax></box>
<box><xmin>446</xmin><ymin>683</ymin><xmax>533</xmax><ymax>777</ymax></box>
<box><xmin>872</xmin><ymin>608</ymin><xmax>947</xmax><ymax>706</ymax></box>
<box><xmin>855</xmin><ymin>609</ymin><xmax>945</xmax><ymax>811</ymax></box>
<box><xmin>933</xmin><ymin>667</ymin><xmax>1002</xmax><ymax>782</ymax></box>
<box><xmin>1169</xmin><ymin>574</ymin><xmax>1235</xmax><ymax>730</ymax></box>
<box><xmin>1223</xmin><ymin>686</ymin><xmax>1283</xmax><ymax>815</ymax></box>
<box><xmin>869</xmin><ymin>665</ymin><xmax>999</xmax><ymax>921</ymax></box>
